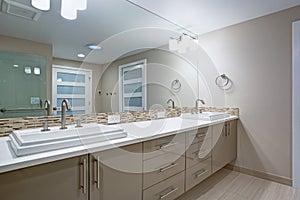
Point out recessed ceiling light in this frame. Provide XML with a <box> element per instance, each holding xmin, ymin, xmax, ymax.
<box><xmin>87</xmin><ymin>44</ymin><xmax>102</xmax><ymax>51</ymax></box>
<box><xmin>13</xmin><ymin>64</ymin><xmax>19</xmax><ymax>68</ymax></box>
<box><xmin>77</xmin><ymin>53</ymin><xmax>86</xmax><ymax>58</ymax></box>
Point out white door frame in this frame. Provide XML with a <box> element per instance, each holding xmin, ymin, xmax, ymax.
<box><xmin>52</xmin><ymin>65</ymin><xmax>92</xmax><ymax>115</ymax></box>
<box><xmin>118</xmin><ymin>59</ymin><xmax>147</xmax><ymax>112</ymax></box>
<box><xmin>293</xmin><ymin>20</ymin><xmax>300</xmax><ymax>188</ymax></box>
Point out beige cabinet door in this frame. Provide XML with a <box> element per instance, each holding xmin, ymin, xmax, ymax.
<box><xmin>0</xmin><ymin>155</ymin><xmax>89</xmax><ymax>200</ymax></box>
<box><xmin>212</xmin><ymin>120</ymin><xmax>237</xmax><ymax>173</ymax></box>
<box><xmin>90</xmin><ymin>143</ymin><xmax>143</xmax><ymax>200</ymax></box>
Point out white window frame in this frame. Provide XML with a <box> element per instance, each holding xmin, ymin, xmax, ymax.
<box><xmin>118</xmin><ymin>59</ymin><xmax>147</xmax><ymax>112</ymax></box>
<box><xmin>52</xmin><ymin>65</ymin><xmax>92</xmax><ymax>115</ymax></box>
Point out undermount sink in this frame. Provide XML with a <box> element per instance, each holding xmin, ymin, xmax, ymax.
<box><xmin>181</xmin><ymin>112</ymin><xmax>230</xmax><ymax>121</ymax></box>
<box><xmin>9</xmin><ymin>123</ymin><xmax>127</xmax><ymax>156</ymax></box>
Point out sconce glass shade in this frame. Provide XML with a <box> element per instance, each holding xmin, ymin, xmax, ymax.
<box><xmin>31</xmin><ymin>0</ymin><xmax>50</xmax><ymax>11</ymax></box>
<box><xmin>61</xmin><ymin>0</ymin><xmax>77</xmax><ymax>20</ymax></box>
<box><xmin>76</xmin><ymin>0</ymin><xmax>87</xmax><ymax>10</ymax></box>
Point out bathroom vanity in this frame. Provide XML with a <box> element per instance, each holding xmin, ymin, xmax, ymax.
<box><xmin>0</xmin><ymin>117</ymin><xmax>237</xmax><ymax>200</ymax></box>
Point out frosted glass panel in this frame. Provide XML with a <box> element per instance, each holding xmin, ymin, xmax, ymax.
<box><xmin>57</xmin><ymin>72</ymin><xmax>85</xmax><ymax>83</ymax></box>
<box><xmin>124</xmin><ymin>68</ymin><xmax>142</xmax><ymax>80</ymax></box>
<box><xmin>124</xmin><ymin>83</ymin><xmax>142</xmax><ymax>94</ymax></box>
<box><xmin>0</xmin><ymin>51</ymin><xmax>47</xmax><ymax>119</ymax></box>
<box><xmin>57</xmin><ymin>98</ymin><xmax>85</xmax><ymax>107</ymax></box>
<box><xmin>57</xmin><ymin>85</ymin><xmax>85</xmax><ymax>95</ymax></box>
<box><xmin>124</xmin><ymin>97</ymin><xmax>142</xmax><ymax>107</ymax></box>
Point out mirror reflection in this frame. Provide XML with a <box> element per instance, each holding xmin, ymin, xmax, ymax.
<box><xmin>0</xmin><ymin>51</ymin><xmax>47</xmax><ymax>118</ymax></box>
<box><xmin>0</xmin><ymin>0</ymin><xmax>215</xmax><ymax>119</ymax></box>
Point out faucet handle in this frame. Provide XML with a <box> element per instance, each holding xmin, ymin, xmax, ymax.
<box><xmin>75</xmin><ymin>119</ymin><xmax>83</xmax><ymax>128</ymax></box>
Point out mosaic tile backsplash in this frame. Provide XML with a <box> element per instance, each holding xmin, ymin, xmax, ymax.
<box><xmin>0</xmin><ymin>107</ymin><xmax>239</xmax><ymax>137</ymax></box>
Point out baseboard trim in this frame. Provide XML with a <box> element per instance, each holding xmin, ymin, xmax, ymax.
<box><xmin>225</xmin><ymin>164</ymin><xmax>292</xmax><ymax>186</ymax></box>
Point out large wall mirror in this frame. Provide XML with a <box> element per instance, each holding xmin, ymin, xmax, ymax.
<box><xmin>0</xmin><ymin>0</ymin><xmax>223</xmax><ymax>119</ymax></box>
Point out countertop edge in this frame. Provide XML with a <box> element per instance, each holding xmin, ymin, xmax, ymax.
<box><xmin>0</xmin><ymin>116</ymin><xmax>238</xmax><ymax>174</ymax></box>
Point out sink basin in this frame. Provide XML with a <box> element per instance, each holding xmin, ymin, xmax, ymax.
<box><xmin>9</xmin><ymin>123</ymin><xmax>127</xmax><ymax>156</ymax></box>
<box><xmin>181</xmin><ymin>112</ymin><xmax>230</xmax><ymax>121</ymax></box>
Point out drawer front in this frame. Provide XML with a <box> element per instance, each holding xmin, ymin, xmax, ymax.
<box><xmin>143</xmin><ymin>133</ymin><xmax>185</xmax><ymax>160</ymax></box>
<box><xmin>186</xmin><ymin>138</ymin><xmax>212</xmax><ymax>169</ymax></box>
<box><xmin>143</xmin><ymin>171</ymin><xmax>185</xmax><ymax>200</ymax></box>
<box><xmin>143</xmin><ymin>155</ymin><xmax>185</xmax><ymax>189</ymax></box>
<box><xmin>186</xmin><ymin>127</ymin><xmax>211</xmax><ymax>146</ymax></box>
<box><xmin>186</xmin><ymin>158</ymin><xmax>212</xmax><ymax>191</ymax></box>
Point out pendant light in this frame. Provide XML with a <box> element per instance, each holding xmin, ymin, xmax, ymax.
<box><xmin>61</xmin><ymin>0</ymin><xmax>77</xmax><ymax>20</ymax></box>
<box><xmin>31</xmin><ymin>0</ymin><xmax>50</xmax><ymax>11</ymax></box>
<box><xmin>76</xmin><ymin>0</ymin><xmax>87</xmax><ymax>10</ymax></box>
<box><xmin>31</xmin><ymin>0</ymin><xmax>87</xmax><ymax>20</ymax></box>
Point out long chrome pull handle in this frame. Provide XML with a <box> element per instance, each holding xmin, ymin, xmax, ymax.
<box><xmin>159</xmin><ymin>163</ymin><xmax>178</xmax><ymax>172</ymax></box>
<box><xmin>94</xmin><ymin>156</ymin><xmax>100</xmax><ymax>189</ymax></box>
<box><xmin>157</xmin><ymin>142</ymin><xmax>178</xmax><ymax>150</ymax></box>
<box><xmin>227</xmin><ymin>122</ymin><xmax>231</xmax><ymax>136</ymax></box>
<box><xmin>224</xmin><ymin>124</ymin><xmax>228</xmax><ymax>136</ymax></box>
<box><xmin>195</xmin><ymin>169</ymin><xmax>208</xmax><ymax>178</ymax></box>
<box><xmin>159</xmin><ymin>187</ymin><xmax>178</xmax><ymax>199</ymax></box>
<box><xmin>80</xmin><ymin>158</ymin><xmax>87</xmax><ymax>194</ymax></box>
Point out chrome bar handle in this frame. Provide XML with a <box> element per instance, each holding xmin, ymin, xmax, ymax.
<box><xmin>228</xmin><ymin>122</ymin><xmax>231</xmax><ymax>136</ymax></box>
<box><xmin>195</xmin><ymin>169</ymin><xmax>208</xmax><ymax>178</ymax></box>
<box><xmin>159</xmin><ymin>163</ymin><xmax>178</xmax><ymax>173</ymax></box>
<box><xmin>158</xmin><ymin>142</ymin><xmax>178</xmax><ymax>150</ymax></box>
<box><xmin>224</xmin><ymin>124</ymin><xmax>228</xmax><ymax>136</ymax></box>
<box><xmin>80</xmin><ymin>158</ymin><xmax>87</xmax><ymax>194</ymax></box>
<box><xmin>94</xmin><ymin>156</ymin><xmax>100</xmax><ymax>189</ymax></box>
<box><xmin>226</xmin><ymin>122</ymin><xmax>230</xmax><ymax>136</ymax></box>
<box><xmin>159</xmin><ymin>187</ymin><xmax>178</xmax><ymax>199</ymax></box>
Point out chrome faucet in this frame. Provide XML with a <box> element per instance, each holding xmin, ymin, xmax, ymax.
<box><xmin>167</xmin><ymin>99</ymin><xmax>175</xmax><ymax>109</ymax></box>
<box><xmin>194</xmin><ymin>99</ymin><xmax>205</xmax><ymax>114</ymax></box>
<box><xmin>44</xmin><ymin>100</ymin><xmax>51</xmax><ymax>116</ymax></box>
<box><xmin>60</xmin><ymin>99</ymin><xmax>71</xmax><ymax>130</ymax></box>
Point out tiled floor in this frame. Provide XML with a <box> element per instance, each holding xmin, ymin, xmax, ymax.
<box><xmin>177</xmin><ymin>169</ymin><xmax>300</xmax><ymax>200</ymax></box>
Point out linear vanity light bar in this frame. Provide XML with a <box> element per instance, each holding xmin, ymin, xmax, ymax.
<box><xmin>124</xmin><ymin>0</ymin><xmax>199</xmax><ymax>53</ymax></box>
<box><xmin>169</xmin><ymin>33</ymin><xmax>199</xmax><ymax>53</ymax></box>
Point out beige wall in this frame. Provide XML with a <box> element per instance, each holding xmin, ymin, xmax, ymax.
<box><xmin>197</xmin><ymin>6</ymin><xmax>300</xmax><ymax>179</ymax></box>
<box><xmin>52</xmin><ymin>58</ymin><xmax>104</xmax><ymax>113</ymax></box>
<box><xmin>0</xmin><ymin>35</ymin><xmax>52</xmax><ymax>99</ymax></box>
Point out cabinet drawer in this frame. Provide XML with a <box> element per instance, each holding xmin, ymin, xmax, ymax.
<box><xmin>143</xmin><ymin>133</ymin><xmax>185</xmax><ymax>160</ymax></box>
<box><xmin>93</xmin><ymin>143</ymin><xmax>142</xmax><ymax>173</ymax></box>
<box><xmin>143</xmin><ymin>171</ymin><xmax>185</xmax><ymax>200</ymax></box>
<box><xmin>143</xmin><ymin>155</ymin><xmax>185</xmax><ymax>189</ymax></box>
<box><xmin>186</xmin><ymin>127</ymin><xmax>211</xmax><ymax>146</ymax></box>
<box><xmin>186</xmin><ymin>158</ymin><xmax>212</xmax><ymax>191</ymax></box>
<box><xmin>186</xmin><ymin>138</ymin><xmax>212</xmax><ymax>169</ymax></box>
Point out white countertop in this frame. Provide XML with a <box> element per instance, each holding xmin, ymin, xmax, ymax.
<box><xmin>0</xmin><ymin>116</ymin><xmax>238</xmax><ymax>174</ymax></box>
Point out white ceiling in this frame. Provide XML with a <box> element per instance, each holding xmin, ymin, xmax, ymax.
<box><xmin>0</xmin><ymin>0</ymin><xmax>299</xmax><ymax>64</ymax></box>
